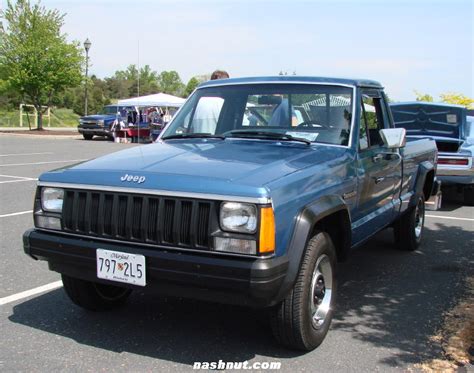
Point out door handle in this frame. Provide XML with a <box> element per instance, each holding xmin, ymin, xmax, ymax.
<box><xmin>374</xmin><ymin>177</ymin><xmax>385</xmax><ymax>184</ymax></box>
<box><xmin>372</xmin><ymin>154</ymin><xmax>384</xmax><ymax>162</ymax></box>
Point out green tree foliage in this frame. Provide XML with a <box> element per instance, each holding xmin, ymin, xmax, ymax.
<box><xmin>440</xmin><ymin>93</ymin><xmax>474</xmax><ymax>109</ymax></box>
<box><xmin>0</xmin><ymin>0</ymin><xmax>84</xmax><ymax>129</ymax></box>
<box><xmin>157</xmin><ymin>70</ymin><xmax>184</xmax><ymax>97</ymax></box>
<box><xmin>184</xmin><ymin>77</ymin><xmax>200</xmax><ymax>97</ymax></box>
<box><xmin>415</xmin><ymin>90</ymin><xmax>473</xmax><ymax>109</ymax></box>
<box><xmin>53</xmin><ymin>75</ymin><xmax>111</xmax><ymax>116</ymax></box>
<box><xmin>105</xmin><ymin>64</ymin><xmax>159</xmax><ymax>99</ymax></box>
<box><xmin>414</xmin><ymin>91</ymin><xmax>434</xmax><ymax>102</ymax></box>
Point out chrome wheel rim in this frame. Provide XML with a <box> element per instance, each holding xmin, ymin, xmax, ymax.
<box><xmin>414</xmin><ymin>199</ymin><xmax>424</xmax><ymax>239</ymax></box>
<box><xmin>309</xmin><ymin>254</ymin><xmax>333</xmax><ymax>329</ymax></box>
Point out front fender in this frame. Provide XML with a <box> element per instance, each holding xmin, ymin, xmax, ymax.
<box><xmin>273</xmin><ymin>195</ymin><xmax>349</xmax><ymax>302</ymax></box>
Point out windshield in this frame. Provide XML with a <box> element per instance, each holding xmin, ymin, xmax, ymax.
<box><xmin>162</xmin><ymin>84</ymin><xmax>354</xmax><ymax>145</ymax></box>
<box><xmin>99</xmin><ymin>106</ymin><xmax>120</xmax><ymax>115</ymax></box>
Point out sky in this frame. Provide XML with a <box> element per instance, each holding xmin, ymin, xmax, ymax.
<box><xmin>1</xmin><ymin>0</ymin><xmax>473</xmax><ymax>101</ymax></box>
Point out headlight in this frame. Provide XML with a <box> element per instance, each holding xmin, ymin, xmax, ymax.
<box><xmin>220</xmin><ymin>202</ymin><xmax>257</xmax><ymax>233</ymax></box>
<box><xmin>97</xmin><ymin>119</ymin><xmax>105</xmax><ymax>126</ymax></box>
<box><xmin>41</xmin><ymin>187</ymin><xmax>64</xmax><ymax>212</ymax></box>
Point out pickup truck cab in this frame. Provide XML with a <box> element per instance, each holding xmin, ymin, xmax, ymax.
<box><xmin>24</xmin><ymin>76</ymin><xmax>438</xmax><ymax>350</ymax></box>
<box><xmin>391</xmin><ymin>102</ymin><xmax>474</xmax><ymax>205</ymax></box>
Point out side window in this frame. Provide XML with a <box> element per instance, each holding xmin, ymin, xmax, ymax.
<box><xmin>359</xmin><ymin>100</ymin><xmax>369</xmax><ymax>150</ymax></box>
<box><xmin>361</xmin><ymin>92</ymin><xmax>386</xmax><ymax>148</ymax></box>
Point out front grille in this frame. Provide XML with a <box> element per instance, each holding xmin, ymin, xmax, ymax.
<box><xmin>62</xmin><ymin>189</ymin><xmax>214</xmax><ymax>250</ymax></box>
<box><xmin>81</xmin><ymin>120</ymin><xmax>98</xmax><ymax>126</ymax></box>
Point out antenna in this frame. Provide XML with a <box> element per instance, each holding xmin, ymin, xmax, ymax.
<box><xmin>136</xmin><ymin>40</ymin><xmax>140</xmax><ymax>143</ymax></box>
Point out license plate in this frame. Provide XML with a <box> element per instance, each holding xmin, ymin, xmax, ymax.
<box><xmin>96</xmin><ymin>249</ymin><xmax>146</xmax><ymax>286</ymax></box>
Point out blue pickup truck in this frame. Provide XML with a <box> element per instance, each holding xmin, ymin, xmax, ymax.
<box><xmin>78</xmin><ymin>105</ymin><xmax>133</xmax><ymax>140</ymax></box>
<box><xmin>24</xmin><ymin>76</ymin><xmax>438</xmax><ymax>350</ymax></box>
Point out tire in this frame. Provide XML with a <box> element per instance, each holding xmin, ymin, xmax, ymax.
<box><xmin>394</xmin><ymin>194</ymin><xmax>425</xmax><ymax>251</ymax></box>
<box><xmin>270</xmin><ymin>231</ymin><xmax>337</xmax><ymax>351</ymax></box>
<box><xmin>463</xmin><ymin>187</ymin><xmax>474</xmax><ymax>206</ymax></box>
<box><xmin>61</xmin><ymin>274</ymin><xmax>132</xmax><ymax>311</ymax></box>
<box><xmin>82</xmin><ymin>134</ymin><xmax>94</xmax><ymax>140</ymax></box>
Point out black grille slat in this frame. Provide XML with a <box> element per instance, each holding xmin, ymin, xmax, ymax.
<box><xmin>196</xmin><ymin>202</ymin><xmax>211</xmax><ymax>247</ymax></box>
<box><xmin>146</xmin><ymin>198</ymin><xmax>160</xmax><ymax>243</ymax></box>
<box><xmin>162</xmin><ymin>199</ymin><xmax>175</xmax><ymax>243</ymax></box>
<box><xmin>103</xmin><ymin>194</ymin><xmax>114</xmax><ymax>235</ymax></box>
<box><xmin>117</xmin><ymin>195</ymin><xmax>128</xmax><ymax>237</ymax></box>
<box><xmin>60</xmin><ymin>189</ymin><xmax>214</xmax><ymax>251</ymax></box>
<box><xmin>89</xmin><ymin>193</ymin><xmax>100</xmax><ymax>233</ymax></box>
<box><xmin>180</xmin><ymin>201</ymin><xmax>193</xmax><ymax>245</ymax></box>
<box><xmin>76</xmin><ymin>192</ymin><xmax>87</xmax><ymax>232</ymax></box>
<box><xmin>131</xmin><ymin>196</ymin><xmax>143</xmax><ymax>239</ymax></box>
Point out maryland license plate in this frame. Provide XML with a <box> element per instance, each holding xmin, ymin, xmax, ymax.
<box><xmin>96</xmin><ymin>249</ymin><xmax>146</xmax><ymax>287</ymax></box>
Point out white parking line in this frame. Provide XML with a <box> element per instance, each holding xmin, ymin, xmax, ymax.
<box><xmin>0</xmin><ymin>152</ymin><xmax>54</xmax><ymax>157</ymax></box>
<box><xmin>0</xmin><ymin>281</ymin><xmax>63</xmax><ymax>306</ymax></box>
<box><xmin>426</xmin><ymin>214</ymin><xmax>474</xmax><ymax>222</ymax></box>
<box><xmin>0</xmin><ymin>174</ymin><xmax>36</xmax><ymax>180</ymax></box>
<box><xmin>0</xmin><ymin>178</ymin><xmax>38</xmax><ymax>184</ymax></box>
<box><xmin>0</xmin><ymin>210</ymin><xmax>33</xmax><ymax>218</ymax></box>
<box><xmin>0</xmin><ymin>159</ymin><xmax>86</xmax><ymax>167</ymax></box>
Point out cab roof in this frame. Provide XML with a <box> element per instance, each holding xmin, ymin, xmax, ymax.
<box><xmin>198</xmin><ymin>76</ymin><xmax>383</xmax><ymax>89</ymax></box>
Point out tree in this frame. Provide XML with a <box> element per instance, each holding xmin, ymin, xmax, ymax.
<box><xmin>440</xmin><ymin>93</ymin><xmax>474</xmax><ymax>109</ymax></box>
<box><xmin>184</xmin><ymin>77</ymin><xmax>200</xmax><ymax>97</ymax></box>
<box><xmin>0</xmin><ymin>0</ymin><xmax>84</xmax><ymax>129</ymax></box>
<box><xmin>414</xmin><ymin>91</ymin><xmax>434</xmax><ymax>102</ymax></box>
<box><xmin>157</xmin><ymin>70</ymin><xmax>184</xmax><ymax>97</ymax></box>
<box><xmin>105</xmin><ymin>64</ymin><xmax>159</xmax><ymax>98</ymax></box>
<box><xmin>414</xmin><ymin>90</ymin><xmax>474</xmax><ymax>109</ymax></box>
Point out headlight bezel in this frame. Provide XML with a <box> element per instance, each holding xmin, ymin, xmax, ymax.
<box><xmin>41</xmin><ymin>187</ymin><xmax>64</xmax><ymax>213</ymax></box>
<box><xmin>219</xmin><ymin>202</ymin><xmax>258</xmax><ymax>234</ymax></box>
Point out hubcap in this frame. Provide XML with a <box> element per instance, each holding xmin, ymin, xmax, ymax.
<box><xmin>309</xmin><ymin>254</ymin><xmax>333</xmax><ymax>329</ymax></box>
<box><xmin>414</xmin><ymin>199</ymin><xmax>424</xmax><ymax>239</ymax></box>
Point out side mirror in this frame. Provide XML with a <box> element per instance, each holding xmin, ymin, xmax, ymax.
<box><xmin>380</xmin><ymin>128</ymin><xmax>406</xmax><ymax>149</ymax></box>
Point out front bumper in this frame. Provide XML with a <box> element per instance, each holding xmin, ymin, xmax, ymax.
<box><xmin>78</xmin><ymin>125</ymin><xmax>112</xmax><ymax>137</ymax></box>
<box><xmin>23</xmin><ymin>229</ymin><xmax>289</xmax><ymax>307</ymax></box>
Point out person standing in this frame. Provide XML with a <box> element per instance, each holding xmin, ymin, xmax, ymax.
<box><xmin>190</xmin><ymin>70</ymin><xmax>229</xmax><ymax>134</ymax></box>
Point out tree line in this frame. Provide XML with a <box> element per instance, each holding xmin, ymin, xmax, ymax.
<box><xmin>0</xmin><ymin>0</ymin><xmax>205</xmax><ymax>128</ymax></box>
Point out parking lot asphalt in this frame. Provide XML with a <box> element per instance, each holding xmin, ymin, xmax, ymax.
<box><xmin>0</xmin><ymin>134</ymin><xmax>473</xmax><ymax>372</ymax></box>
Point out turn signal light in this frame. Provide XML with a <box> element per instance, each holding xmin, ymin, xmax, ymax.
<box><xmin>259</xmin><ymin>207</ymin><xmax>275</xmax><ymax>254</ymax></box>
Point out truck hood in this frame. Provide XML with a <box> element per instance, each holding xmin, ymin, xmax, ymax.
<box><xmin>40</xmin><ymin>139</ymin><xmax>347</xmax><ymax>199</ymax></box>
<box><xmin>391</xmin><ymin>102</ymin><xmax>466</xmax><ymax>139</ymax></box>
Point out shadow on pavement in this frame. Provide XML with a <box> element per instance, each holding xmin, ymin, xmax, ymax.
<box><xmin>8</xmin><ymin>204</ymin><xmax>473</xmax><ymax>367</ymax></box>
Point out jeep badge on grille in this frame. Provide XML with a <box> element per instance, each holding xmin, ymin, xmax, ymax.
<box><xmin>120</xmin><ymin>174</ymin><xmax>146</xmax><ymax>184</ymax></box>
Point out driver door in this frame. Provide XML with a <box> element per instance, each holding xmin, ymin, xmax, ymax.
<box><xmin>352</xmin><ymin>90</ymin><xmax>402</xmax><ymax>245</ymax></box>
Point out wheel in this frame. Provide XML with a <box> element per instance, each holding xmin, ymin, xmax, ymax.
<box><xmin>61</xmin><ymin>274</ymin><xmax>132</xmax><ymax>311</ymax></box>
<box><xmin>270</xmin><ymin>231</ymin><xmax>337</xmax><ymax>351</ymax></box>
<box><xmin>394</xmin><ymin>194</ymin><xmax>425</xmax><ymax>251</ymax></box>
<box><xmin>463</xmin><ymin>187</ymin><xmax>474</xmax><ymax>206</ymax></box>
<box><xmin>82</xmin><ymin>134</ymin><xmax>93</xmax><ymax>140</ymax></box>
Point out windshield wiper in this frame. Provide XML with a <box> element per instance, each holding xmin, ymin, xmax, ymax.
<box><xmin>161</xmin><ymin>133</ymin><xmax>225</xmax><ymax>141</ymax></box>
<box><xmin>227</xmin><ymin>130</ymin><xmax>311</xmax><ymax>145</ymax></box>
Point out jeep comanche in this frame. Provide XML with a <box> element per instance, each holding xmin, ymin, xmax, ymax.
<box><xmin>24</xmin><ymin>76</ymin><xmax>439</xmax><ymax>350</ymax></box>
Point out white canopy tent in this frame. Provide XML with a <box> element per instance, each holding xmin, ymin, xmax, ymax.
<box><xmin>117</xmin><ymin>93</ymin><xmax>185</xmax><ymax>107</ymax></box>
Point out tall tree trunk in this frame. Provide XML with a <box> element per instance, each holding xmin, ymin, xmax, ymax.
<box><xmin>36</xmin><ymin>105</ymin><xmax>43</xmax><ymax>130</ymax></box>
